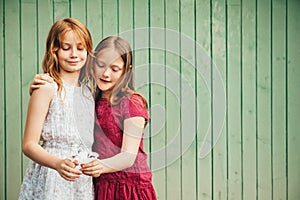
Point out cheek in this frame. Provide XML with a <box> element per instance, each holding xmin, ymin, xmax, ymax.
<box><xmin>80</xmin><ymin>52</ymin><xmax>88</xmax><ymax>60</ymax></box>
<box><xmin>114</xmin><ymin>72</ymin><xmax>123</xmax><ymax>81</ymax></box>
<box><xmin>94</xmin><ymin>67</ymin><xmax>102</xmax><ymax>77</ymax></box>
<box><xmin>57</xmin><ymin>50</ymin><xmax>65</xmax><ymax>60</ymax></box>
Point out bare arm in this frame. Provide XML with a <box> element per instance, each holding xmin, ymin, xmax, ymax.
<box><xmin>29</xmin><ymin>73</ymin><xmax>53</xmax><ymax>95</ymax></box>
<box><xmin>23</xmin><ymin>82</ymin><xmax>81</xmax><ymax>181</ymax></box>
<box><xmin>81</xmin><ymin>116</ymin><xmax>145</xmax><ymax>177</ymax></box>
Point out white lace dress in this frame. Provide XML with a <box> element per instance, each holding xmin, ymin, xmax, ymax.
<box><xmin>19</xmin><ymin>81</ymin><xmax>95</xmax><ymax>200</ymax></box>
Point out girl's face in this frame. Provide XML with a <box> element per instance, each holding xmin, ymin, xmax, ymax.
<box><xmin>94</xmin><ymin>48</ymin><xmax>124</xmax><ymax>98</ymax></box>
<box><xmin>57</xmin><ymin>31</ymin><xmax>87</xmax><ymax>75</ymax></box>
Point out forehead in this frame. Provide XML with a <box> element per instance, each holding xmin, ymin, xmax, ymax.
<box><xmin>60</xmin><ymin>30</ymin><xmax>83</xmax><ymax>43</ymax></box>
<box><xmin>96</xmin><ymin>48</ymin><xmax>124</xmax><ymax>66</ymax></box>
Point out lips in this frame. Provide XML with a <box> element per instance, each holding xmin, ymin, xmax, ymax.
<box><xmin>100</xmin><ymin>78</ymin><xmax>110</xmax><ymax>83</ymax></box>
<box><xmin>67</xmin><ymin>61</ymin><xmax>80</xmax><ymax>65</ymax></box>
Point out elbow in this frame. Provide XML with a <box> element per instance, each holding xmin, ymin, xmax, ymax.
<box><xmin>22</xmin><ymin>143</ymin><xmax>28</xmax><ymax>156</ymax></box>
<box><xmin>22</xmin><ymin>142</ymin><xmax>32</xmax><ymax>157</ymax></box>
<box><xmin>125</xmin><ymin>160</ymin><xmax>135</xmax><ymax>168</ymax></box>
<box><xmin>124</xmin><ymin>152</ymin><xmax>137</xmax><ymax>168</ymax></box>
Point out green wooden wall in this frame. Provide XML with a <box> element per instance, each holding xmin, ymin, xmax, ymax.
<box><xmin>1</xmin><ymin>0</ymin><xmax>300</xmax><ymax>199</ymax></box>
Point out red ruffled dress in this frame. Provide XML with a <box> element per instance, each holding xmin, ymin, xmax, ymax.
<box><xmin>93</xmin><ymin>94</ymin><xmax>157</xmax><ymax>200</ymax></box>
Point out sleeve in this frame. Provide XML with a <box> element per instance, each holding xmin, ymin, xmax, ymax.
<box><xmin>122</xmin><ymin>94</ymin><xmax>149</xmax><ymax>121</ymax></box>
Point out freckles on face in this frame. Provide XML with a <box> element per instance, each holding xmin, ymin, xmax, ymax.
<box><xmin>94</xmin><ymin>48</ymin><xmax>124</xmax><ymax>96</ymax></box>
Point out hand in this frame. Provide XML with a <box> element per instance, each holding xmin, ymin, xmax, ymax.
<box><xmin>29</xmin><ymin>73</ymin><xmax>53</xmax><ymax>95</ymax></box>
<box><xmin>55</xmin><ymin>158</ymin><xmax>82</xmax><ymax>181</ymax></box>
<box><xmin>80</xmin><ymin>159</ymin><xmax>103</xmax><ymax>178</ymax></box>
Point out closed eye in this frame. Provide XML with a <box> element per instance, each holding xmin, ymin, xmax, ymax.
<box><xmin>111</xmin><ymin>65</ymin><xmax>122</xmax><ymax>72</ymax></box>
<box><xmin>95</xmin><ymin>60</ymin><xmax>105</xmax><ymax>68</ymax></box>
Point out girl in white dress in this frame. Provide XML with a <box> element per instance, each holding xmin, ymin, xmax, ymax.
<box><xmin>19</xmin><ymin>18</ymin><xmax>96</xmax><ymax>200</ymax></box>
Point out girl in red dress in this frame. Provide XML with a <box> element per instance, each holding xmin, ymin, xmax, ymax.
<box><xmin>81</xmin><ymin>36</ymin><xmax>157</xmax><ymax>200</ymax></box>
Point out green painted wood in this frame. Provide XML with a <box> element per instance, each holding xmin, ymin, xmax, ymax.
<box><xmin>241</xmin><ymin>0</ymin><xmax>257</xmax><ymax>200</ymax></box>
<box><xmin>20</xmin><ymin>0</ymin><xmax>38</xmax><ymax>178</ymax></box>
<box><xmin>1</xmin><ymin>0</ymin><xmax>299</xmax><ymax>199</ymax></box>
<box><xmin>149</xmin><ymin>0</ymin><xmax>167</xmax><ymax>199</ymax></box>
<box><xmin>54</xmin><ymin>0</ymin><xmax>70</xmax><ymax>21</ymax></box>
<box><xmin>211</xmin><ymin>0</ymin><xmax>227</xmax><ymax>199</ymax></box>
<box><xmin>0</xmin><ymin>0</ymin><xmax>5</xmax><ymax>199</ymax></box>
<box><xmin>195</xmin><ymin>0</ymin><xmax>212</xmax><ymax>199</ymax></box>
<box><xmin>133</xmin><ymin>0</ymin><xmax>150</xmax><ymax>162</ymax></box>
<box><xmin>227</xmin><ymin>0</ymin><xmax>242</xmax><ymax>199</ymax></box>
<box><xmin>272</xmin><ymin>0</ymin><xmax>287</xmax><ymax>199</ymax></box>
<box><xmin>257</xmin><ymin>0</ymin><xmax>272</xmax><ymax>199</ymax></box>
<box><xmin>70</xmin><ymin>0</ymin><xmax>86</xmax><ymax>24</ymax></box>
<box><xmin>180</xmin><ymin>0</ymin><xmax>197</xmax><ymax>199</ymax></box>
<box><xmin>86</xmin><ymin>0</ymin><xmax>102</xmax><ymax>45</ymax></box>
<box><xmin>37</xmin><ymin>0</ymin><xmax>53</xmax><ymax>73</ymax></box>
<box><xmin>102</xmin><ymin>0</ymin><xmax>118</xmax><ymax>38</ymax></box>
<box><xmin>4</xmin><ymin>0</ymin><xmax>22</xmax><ymax>199</ymax></box>
<box><xmin>118</xmin><ymin>0</ymin><xmax>133</xmax><ymax>35</ymax></box>
<box><xmin>287</xmin><ymin>0</ymin><xmax>300</xmax><ymax>199</ymax></box>
<box><xmin>165</xmin><ymin>0</ymin><xmax>182</xmax><ymax>199</ymax></box>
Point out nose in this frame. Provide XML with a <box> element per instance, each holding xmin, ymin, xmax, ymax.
<box><xmin>70</xmin><ymin>48</ymin><xmax>78</xmax><ymax>58</ymax></box>
<box><xmin>102</xmin><ymin>67</ymin><xmax>110</xmax><ymax>77</ymax></box>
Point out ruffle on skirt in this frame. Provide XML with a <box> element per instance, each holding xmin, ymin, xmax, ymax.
<box><xmin>93</xmin><ymin>177</ymin><xmax>156</xmax><ymax>200</ymax></box>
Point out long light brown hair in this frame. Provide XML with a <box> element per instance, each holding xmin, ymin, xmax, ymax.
<box><xmin>42</xmin><ymin>18</ymin><xmax>93</xmax><ymax>94</ymax></box>
<box><xmin>86</xmin><ymin>36</ymin><xmax>148</xmax><ymax>109</ymax></box>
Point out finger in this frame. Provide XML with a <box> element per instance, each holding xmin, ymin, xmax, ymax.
<box><xmin>30</xmin><ymin>85</ymin><xmax>40</xmax><ymax>89</ymax></box>
<box><xmin>81</xmin><ymin>163</ymin><xmax>103</xmax><ymax>177</ymax></box>
<box><xmin>81</xmin><ymin>159</ymin><xmax>98</xmax><ymax>168</ymax></box>
<box><xmin>61</xmin><ymin>172</ymin><xmax>80</xmax><ymax>181</ymax></box>
<box><xmin>61</xmin><ymin>168</ymin><xmax>82</xmax><ymax>178</ymax></box>
<box><xmin>73</xmin><ymin>160</ymin><xmax>79</xmax><ymax>166</ymax></box>
<box><xmin>33</xmin><ymin>79</ymin><xmax>49</xmax><ymax>85</ymax></box>
<box><xmin>60</xmin><ymin>173</ymin><xmax>77</xmax><ymax>181</ymax></box>
<box><xmin>40</xmin><ymin>74</ymin><xmax>53</xmax><ymax>82</ymax></box>
<box><xmin>34</xmin><ymin>73</ymin><xmax>53</xmax><ymax>82</ymax></box>
<box><xmin>82</xmin><ymin>169</ymin><xmax>102</xmax><ymax>177</ymax></box>
<box><xmin>64</xmin><ymin>164</ymin><xmax>82</xmax><ymax>175</ymax></box>
<box><xmin>64</xmin><ymin>159</ymin><xmax>76</xmax><ymax>167</ymax></box>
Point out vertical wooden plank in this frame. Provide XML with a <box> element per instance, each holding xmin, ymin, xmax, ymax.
<box><xmin>165</xmin><ymin>0</ymin><xmax>181</xmax><ymax>199</ymax></box>
<box><xmin>180</xmin><ymin>0</ymin><xmax>197</xmax><ymax>199</ymax></box>
<box><xmin>102</xmin><ymin>0</ymin><xmax>118</xmax><ymax>38</ymax></box>
<box><xmin>0</xmin><ymin>0</ymin><xmax>5</xmax><ymax>199</ymax></box>
<box><xmin>287</xmin><ymin>0</ymin><xmax>300</xmax><ymax>199</ymax></box>
<box><xmin>227</xmin><ymin>0</ymin><xmax>242</xmax><ymax>199</ymax></box>
<box><xmin>20</xmin><ymin>0</ymin><xmax>38</xmax><ymax>178</ymax></box>
<box><xmin>272</xmin><ymin>0</ymin><xmax>287</xmax><ymax>199</ymax></box>
<box><xmin>4</xmin><ymin>0</ymin><xmax>22</xmax><ymax>199</ymax></box>
<box><xmin>53</xmin><ymin>0</ymin><xmax>69</xmax><ymax>21</ymax></box>
<box><xmin>148</xmin><ymin>0</ymin><xmax>166</xmax><ymax>199</ymax></box>
<box><xmin>196</xmin><ymin>0</ymin><xmax>212</xmax><ymax>199</ymax></box>
<box><xmin>86</xmin><ymin>0</ymin><xmax>102</xmax><ymax>45</ymax></box>
<box><xmin>118</xmin><ymin>0</ymin><xmax>133</xmax><ymax>56</ymax></box>
<box><xmin>241</xmin><ymin>0</ymin><xmax>257</xmax><ymax>199</ymax></box>
<box><xmin>70</xmin><ymin>0</ymin><xmax>86</xmax><ymax>24</ymax></box>
<box><xmin>37</xmin><ymin>0</ymin><xmax>53</xmax><ymax>73</ymax></box>
<box><xmin>133</xmin><ymin>0</ymin><xmax>150</xmax><ymax>160</ymax></box>
<box><xmin>132</xmin><ymin>4</ymin><xmax>153</xmax><ymax>197</ymax></box>
<box><xmin>257</xmin><ymin>0</ymin><xmax>272</xmax><ymax>199</ymax></box>
<box><xmin>211</xmin><ymin>0</ymin><xmax>227</xmax><ymax>199</ymax></box>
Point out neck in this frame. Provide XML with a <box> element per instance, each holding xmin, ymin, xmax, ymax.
<box><xmin>60</xmin><ymin>71</ymin><xmax>80</xmax><ymax>86</ymax></box>
<box><xmin>101</xmin><ymin>91</ymin><xmax>111</xmax><ymax>99</ymax></box>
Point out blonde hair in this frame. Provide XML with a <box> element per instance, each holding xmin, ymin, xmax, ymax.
<box><xmin>42</xmin><ymin>18</ymin><xmax>93</xmax><ymax>94</ymax></box>
<box><xmin>86</xmin><ymin>36</ymin><xmax>148</xmax><ymax>108</ymax></box>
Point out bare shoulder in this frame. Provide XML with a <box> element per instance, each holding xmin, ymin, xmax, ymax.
<box><xmin>31</xmin><ymin>82</ymin><xmax>54</xmax><ymax>100</ymax></box>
